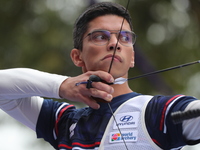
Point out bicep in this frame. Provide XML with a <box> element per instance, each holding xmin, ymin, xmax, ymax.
<box><xmin>0</xmin><ymin>96</ymin><xmax>43</xmax><ymax>131</ymax></box>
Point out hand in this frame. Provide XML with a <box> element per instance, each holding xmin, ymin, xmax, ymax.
<box><xmin>59</xmin><ymin>71</ymin><xmax>114</xmax><ymax>109</ymax></box>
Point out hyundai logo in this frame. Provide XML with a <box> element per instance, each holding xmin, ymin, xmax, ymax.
<box><xmin>120</xmin><ymin>115</ymin><xmax>133</xmax><ymax>122</ymax></box>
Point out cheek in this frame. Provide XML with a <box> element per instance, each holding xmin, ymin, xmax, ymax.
<box><xmin>81</xmin><ymin>45</ymin><xmax>102</xmax><ymax>68</ymax></box>
<box><xmin>82</xmin><ymin>41</ymin><xmax>100</xmax><ymax>55</ymax></box>
<box><xmin>125</xmin><ymin>50</ymin><xmax>134</xmax><ymax>63</ymax></box>
<box><xmin>82</xmin><ymin>47</ymin><xmax>100</xmax><ymax>61</ymax></box>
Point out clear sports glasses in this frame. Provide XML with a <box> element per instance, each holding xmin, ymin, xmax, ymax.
<box><xmin>85</xmin><ymin>30</ymin><xmax>136</xmax><ymax>47</ymax></box>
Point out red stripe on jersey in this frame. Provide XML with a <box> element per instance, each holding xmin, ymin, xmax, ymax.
<box><xmin>72</xmin><ymin>142</ymin><xmax>101</xmax><ymax>147</ymax></box>
<box><xmin>152</xmin><ymin>138</ymin><xmax>161</xmax><ymax>146</ymax></box>
<box><xmin>58</xmin><ymin>142</ymin><xmax>100</xmax><ymax>149</ymax></box>
<box><xmin>159</xmin><ymin>95</ymin><xmax>182</xmax><ymax>131</ymax></box>
<box><xmin>55</xmin><ymin>105</ymin><xmax>74</xmax><ymax>136</ymax></box>
<box><xmin>58</xmin><ymin>144</ymin><xmax>72</xmax><ymax>149</ymax></box>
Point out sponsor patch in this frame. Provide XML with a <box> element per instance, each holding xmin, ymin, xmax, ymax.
<box><xmin>109</xmin><ymin>130</ymin><xmax>138</xmax><ymax>143</ymax></box>
<box><xmin>113</xmin><ymin>112</ymin><xmax>140</xmax><ymax>129</ymax></box>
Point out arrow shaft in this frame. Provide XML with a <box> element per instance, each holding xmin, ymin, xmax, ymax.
<box><xmin>127</xmin><ymin>60</ymin><xmax>200</xmax><ymax>81</ymax></box>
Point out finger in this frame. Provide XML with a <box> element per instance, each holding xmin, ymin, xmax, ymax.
<box><xmin>89</xmin><ymin>88</ymin><xmax>113</xmax><ymax>102</ymax></box>
<box><xmin>91</xmin><ymin>71</ymin><xmax>114</xmax><ymax>83</ymax></box>
<box><xmin>92</xmin><ymin>82</ymin><xmax>114</xmax><ymax>94</ymax></box>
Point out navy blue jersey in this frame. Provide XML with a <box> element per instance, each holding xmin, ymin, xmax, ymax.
<box><xmin>36</xmin><ymin>92</ymin><xmax>198</xmax><ymax>149</ymax></box>
<box><xmin>145</xmin><ymin>95</ymin><xmax>198</xmax><ymax>149</ymax></box>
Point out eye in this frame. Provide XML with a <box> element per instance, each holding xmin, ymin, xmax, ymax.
<box><xmin>120</xmin><ymin>31</ymin><xmax>132</xmax><ymax>43</ymax></box>
<box><xmin>91</xmin><ymin>31</ymin><xmax>109</xmax><ymax>42</ymax></box>
<box><xmin>121</xmin><ymin>36</ymin><xmax>130</xmax><ymax>42</ymax></box>
<box><xmin>94</xmin><ymin>35</ymin><xmax>106</xmax><ymax>41</ymax></box>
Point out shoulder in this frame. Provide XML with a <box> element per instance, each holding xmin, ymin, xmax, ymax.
<box><xmin>145</xmin><ymin>94</ymin><xmax>197</xmax><ymax>133</ymax></box>
<box><xmin>36</xmin><ymin>99</ymin><xmax>76</xmax><ymax>148</ymax></box>
<box><xmin>145</xmin><ymin>95</ymin><xmax>198</xmax><ymax>149</ymax></box>
<box><xmin>147</xmin><ymin>95</ymin><xmax>197</xmax><ymax>113</ymax></box>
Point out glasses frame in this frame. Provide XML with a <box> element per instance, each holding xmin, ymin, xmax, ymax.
<box><xmin>84</xmin><ymin>30</ymin><xmax>136</xmax><ymax>47</ymax></box>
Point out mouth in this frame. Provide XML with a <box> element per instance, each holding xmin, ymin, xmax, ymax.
<box><xmin>102</xmin><ymin>54</ymin><xmax>122</xmax><ymax>62</ymax></box>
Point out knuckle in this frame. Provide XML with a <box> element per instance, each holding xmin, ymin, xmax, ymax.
<box><xmin>90</xmin><ymin>88</ymin><xmax>98</xmax><ymax>96</ymax></box>
<box><xmin>90</xmin><ymin>89</ymin><xmax>108</xmax><ymax>100</ymax></box>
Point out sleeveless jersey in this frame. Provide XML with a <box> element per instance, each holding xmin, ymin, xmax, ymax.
<box><xmin>99</xmin><ymin>95</ymin><xmax>161</xmax><ymax>150</ymax></box>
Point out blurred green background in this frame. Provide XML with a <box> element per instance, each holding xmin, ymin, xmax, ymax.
<box><xmin>0</xmin><ymin>0</ymin><xmax>200</xmax><ymax>149</ymax></box>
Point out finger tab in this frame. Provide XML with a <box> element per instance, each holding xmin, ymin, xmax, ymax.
<box><xmin>86</xmin><ymin>75</ymin><xmax>102</xmax><ymax>89</ymax></box>
<box><xmin>86</xmin><ymin>80</ymin><xmax>93</xmax><ymax>89</ymax></box>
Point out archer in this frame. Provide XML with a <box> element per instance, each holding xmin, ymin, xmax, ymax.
<box><xmin>0</xmin><ymin>2</ymin><xmax>199</xmax><ymax>150</ymax></box>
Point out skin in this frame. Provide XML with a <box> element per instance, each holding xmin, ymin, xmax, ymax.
<box><xmin>60</xmin><ymin>15</ymin><xmax>135</xmax><ymax>109</ymax></box>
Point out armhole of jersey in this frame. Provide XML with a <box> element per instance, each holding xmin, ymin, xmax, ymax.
<box><xmin>141</xmin><ymin>96</ymin><xmax>162</xmax><ymax>150</ymax></box>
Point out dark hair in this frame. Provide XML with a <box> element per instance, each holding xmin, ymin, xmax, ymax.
<box><xmin>73</xmin><ymin>2</ymin><xmax>133</xmax><ymax>50</ymax></box>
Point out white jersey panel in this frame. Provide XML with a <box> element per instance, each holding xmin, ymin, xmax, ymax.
<box><xmin>99</xmin><ymin>95</ymin><xmax>162</xmax><ymax>150</ymax></box>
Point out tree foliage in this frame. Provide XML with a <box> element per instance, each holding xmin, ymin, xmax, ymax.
<box><xmin>117</xmin><ymin>0</ymin><xmax>200</xmax><ymax>96</ymax></box>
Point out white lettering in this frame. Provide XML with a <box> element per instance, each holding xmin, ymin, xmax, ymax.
<box><xmin>117</xmin><ymin>122</ymin><xmax>135</xmax><ymax>126</ymax></box>
<box><xmin>109</xmin><ymin>131</ymin><xmax>138</xmax><ymax>143</ymax></box>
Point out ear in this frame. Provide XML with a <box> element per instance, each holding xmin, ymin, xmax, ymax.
<box><xmin>70</xmin><ymin>48</ymin><xmax>85</xmax><ymax>67</ymax></box>
<box><xmin>130</xmin><ymin>50</ymin><xmax>135</xmax><ymax>68</ymax></box>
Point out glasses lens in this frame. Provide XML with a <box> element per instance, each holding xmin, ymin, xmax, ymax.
<box><xmin>90</xmin><ymin>30</ymin><xmax>110</xmax><ymax>45</ymax></box>
<box><xmin>119</xmin><ymin>31</ymin><xmax>136</xmax><ymax>46</ymax></box>
<box><xmin>87</xmin><ymin>30</ymin><xmax>136</xmax><ymax>46</ymax></box>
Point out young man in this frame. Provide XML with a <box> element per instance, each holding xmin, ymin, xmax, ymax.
<box><xmin>0</xmin><ymin>2</ymin><xmax>200</xmax><ymax>150</ymax></box>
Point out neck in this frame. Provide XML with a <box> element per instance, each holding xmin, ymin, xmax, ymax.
<box><xmin>111</xmin><ymin>82</ymin><xmax>133</xmax><ymax>98</ymax></box>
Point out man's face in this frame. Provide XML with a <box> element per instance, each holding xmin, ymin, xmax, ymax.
<box><xmin>74</xmin><ymin>15</ymin><xmax>134</xmax><ymax>79</ymax></box>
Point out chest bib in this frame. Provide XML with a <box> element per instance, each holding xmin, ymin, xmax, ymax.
<box><xmin>99</xmin><ymin>95</ymin><xmax>162</xmax><ymax>150</ymax></box>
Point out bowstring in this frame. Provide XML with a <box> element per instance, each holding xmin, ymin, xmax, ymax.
<box><xmin>108</xmin><ymin>0</ymin><xmax>130</xmax><ymax>73</ymax></box>
<box><xmin>107</xmin><ymin>0</ymin><xmax>131</xmax><ymax>150</ymax></box>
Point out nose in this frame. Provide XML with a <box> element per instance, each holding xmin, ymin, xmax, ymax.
<box><xmin>108</xmin><ymin>34</ymin><xmax>121</xmax><ymax>51</ymax></box>
<box><xmin>109</xmin><ymin>45</ymin><xmax>120</xmax><ymax>51</ymax></box>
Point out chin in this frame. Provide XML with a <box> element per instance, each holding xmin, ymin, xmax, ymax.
<box><xmin>88</xmin><ymin>65</ymin><xmax>127</xmax><ymax>78</ymax></box>
<box><xmin>110</xmin><ymin>72</ymin><xmax>127</xmax><ymax>79</ymax></box>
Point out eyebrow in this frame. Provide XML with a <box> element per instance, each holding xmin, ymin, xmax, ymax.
<box><xmin>89</xmin><ymin>29</ymin><xmax>132</xmax><ymax>33</ymax></box>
